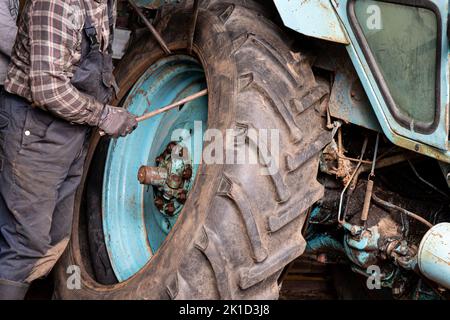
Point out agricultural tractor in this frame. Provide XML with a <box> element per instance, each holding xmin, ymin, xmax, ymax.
<box><xmin>53</xmin><ymin>0</ymin><xmax>450</xmax><ymax>299</ymax></box>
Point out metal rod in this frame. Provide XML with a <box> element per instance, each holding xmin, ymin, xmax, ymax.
<box><xmin>187</xmin><ymin>0</ymin><xmax>200</xmax><ymax>54</ymax></box>
<box><xmin>407</xmin><ymin>159</ymin><xmax>449</xmax><ymax>199</ymax></box>
<box><xmin>360</xmin><ymin>180</ymin><xmax>374</xmax><ymax>223</ymax></box>
<box><xmin>338</xmin><ymin>137</ymin><xmax>368</xmax><ymax>224</ymax></box>
<box><xmin>128</xmin><ymin>0</ymin><xmax>172</xmax><ymax>55</ymax></box>
<box><xmin>136</xmin><ymin>89</ymin><xmax>208</xmax><ymax>122</ymax></box>
<box><xmin>360</xmin><ymin>154</ymin><xmax>413</xmax><ymax>173</ymax></box>
<box><xmin>338</xmin><ymin>154</ymin><xmax>372</xmax><ymax>165</ymax></box>
<box><xmin>370</xmin><ymin>133</ymin><xmax>380</xmax><ymax>176</ymax></box>
<box><xmin>99</xmin><ymin>89</ymin><xmax>208</xmax><ymax>136</ymax></box>
<box><xmin>348</xmin><ymin>153</ymin><xmax>412</xmax><ymax>194</ymax></box>
<box><xmin>372</xmin><ymin>194</ymin><xmax>433</xmax><ymax>228</ymax></box>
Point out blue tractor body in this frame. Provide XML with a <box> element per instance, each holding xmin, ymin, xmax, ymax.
<box><xmin>274</xmin><ymin>0</ymin><xmax>450</xmax><ymax>163</ymax></box>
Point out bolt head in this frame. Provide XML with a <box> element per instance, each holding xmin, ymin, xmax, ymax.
<box><xmin>166</xmin><ymin>202</ymin><xmax>175</xmax><ymax>216</ymax></box>
<box><xmin>137</xmin><ymin>166</ymin><xmax>149</xmax><ymax>184</ymax></box>
<box><xmin>167</xmin><ymin>174</ymin><xmax>182</xmax><ymax>189</ymax></box>
<box><xmin>182</xmin><ymin>165</ymin><xmax>193</xmax><ymax>180</ymax></box>
<box><xmin>178</xmin><ymin>192</ymin><xmax>187</xmax><ymax>204</ymax></box>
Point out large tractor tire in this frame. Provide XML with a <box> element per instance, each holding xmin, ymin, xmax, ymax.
<box><xmin>54</xmin><ymin>0</ymin><xmax>330</xmax><ymax>299</ymax></box>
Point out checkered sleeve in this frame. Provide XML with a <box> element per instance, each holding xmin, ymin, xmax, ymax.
<box><xmin>29</xmin><ymin>0</ymin><xmax>105</xmax><ymax>126</ymax></box>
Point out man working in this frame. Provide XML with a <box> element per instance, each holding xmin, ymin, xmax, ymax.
<box><xmin>0</xmin><ymin>0</ymin><xmax>138</xmax><ymax>299</ymax></box>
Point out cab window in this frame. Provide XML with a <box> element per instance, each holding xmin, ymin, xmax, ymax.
<box><xmin>351</xmin><ymin>0</ymin><xmax>439</xmax><ymax>132</ymax></box>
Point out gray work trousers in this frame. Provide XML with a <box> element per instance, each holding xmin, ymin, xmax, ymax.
<box><xmin>0</xmin><ymin>90</ymin><xmax>89</xmax><ymax>287</ymax></box>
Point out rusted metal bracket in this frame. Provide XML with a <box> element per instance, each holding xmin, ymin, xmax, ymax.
<box><xmin>361</xmin><ymin>133</ymin><xmax>379</xmax><ymax>224</ymax></box>
<box><xmin>128</xmin><ymin>0</ymin><xmax>172</xmax><ymax>55</ymax></box>
<box><xmin>187</xmin><ymin>0</ymin><xmax>200</xmax><ymax>54</ymax></box>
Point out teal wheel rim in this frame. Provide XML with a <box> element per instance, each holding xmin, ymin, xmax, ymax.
<box><xmin>102</xmin><ymin>55</ymin><xmax>208</xmax><ymax>282</ymax></box>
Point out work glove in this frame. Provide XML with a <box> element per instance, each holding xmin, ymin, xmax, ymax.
<box><xmin>98</xmin><ymin>105</ymin><xmax>138</xmax><ymax>138</ymax></box>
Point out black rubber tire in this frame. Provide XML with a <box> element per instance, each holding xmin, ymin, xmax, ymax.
<box><xmin>54</xmin><ymin>0</ymin><xmax>330</xmax><ymax>299</ymax></box>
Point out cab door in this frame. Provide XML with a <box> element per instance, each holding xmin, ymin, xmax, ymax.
<box><xmin>333</xmin><ymin>0</ymin><xmax>449</xmax><ymax>150</ymax></box>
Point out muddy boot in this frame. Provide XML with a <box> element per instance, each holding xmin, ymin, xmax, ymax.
<box><xmin>0</xmin><ymin>279</ymin><xmax>29</xmax><ymax>300</ymax></box>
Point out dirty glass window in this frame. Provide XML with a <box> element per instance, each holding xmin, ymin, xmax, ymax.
<box><xmin>354</xmin><ymin>0</ymin><xmax>438</xmax><ymax>126</ymax></box>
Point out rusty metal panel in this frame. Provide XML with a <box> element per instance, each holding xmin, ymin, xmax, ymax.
<box><xmin>315</xmin><ymin>46</ymin><xmax>381</xmax><ymax>132</ymax></box>
<box><xmin>329</xmin><ymin>57</ymin><xmax>381</xmax><ymax>132</ymax></box>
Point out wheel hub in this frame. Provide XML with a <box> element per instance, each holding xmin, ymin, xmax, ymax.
<box><xmin>138</xmin><ymin>141</ymin><xmax>193</xmax><ymax>216</ymax></box>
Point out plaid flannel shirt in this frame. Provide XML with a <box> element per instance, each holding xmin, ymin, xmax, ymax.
<box><xmin>5</xmin><ymin>0</ymin><xmax>116</xmax><ymax>126</ymax></box>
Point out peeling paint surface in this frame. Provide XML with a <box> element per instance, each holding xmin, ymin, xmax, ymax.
<box><xmin>274</xmin><ymin>0</ymin><xmax>349</xmax><ymax>44</ymax></box>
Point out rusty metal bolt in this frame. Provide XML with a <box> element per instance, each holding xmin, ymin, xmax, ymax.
<box><xmin>182</xmin><ymin>165</ymin><xmax>192</xmax><ymax>180</ymax></box>
<box><xmin>166</xmin><ymin>202</ymin><xmax>175</xmax><ymax>216</ymax></box>
<box><xmin>178</xmin><ymin>192</ymin><xmax>187</xmax><ymax>204</ymax></box>
<box><xmin>138</xmin><ymin>167</ymin><xmax>146</xmax><ymax>184</ymax></box>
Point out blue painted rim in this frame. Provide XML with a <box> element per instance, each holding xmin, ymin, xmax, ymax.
<box><xmin>102</xmin><ymin>55</ymin><xmax>208</xmax><ymax>282</ymax></box>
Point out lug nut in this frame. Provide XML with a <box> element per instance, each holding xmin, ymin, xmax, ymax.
<box><xmin>182</xmin><ymin>165</ymin><xmax>192</xmax><ymax>180</ymax></box>
<box><xmin>166</xmin><ymin>202</ymin><xmax>175</xmax><ymax>216</ymax></box>
<box><xmin>178</xmin><ymin>192</ymin><xmax>187</xmax><ymax>204</ymax></box>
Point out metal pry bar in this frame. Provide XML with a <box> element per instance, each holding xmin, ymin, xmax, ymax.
<box><xmin>99</xmin><ymin>89</ymin><xmax>208</xmax><ymax>136</ymax></box>
<box><xmin>127</xmin><ymin>0</ymin><xmax>172</xmax><ymax>55</ymax></box>
<box><xmin>136</xmin><ymin>89</ymin><xmax>208</xmax><ymax>122</ymax></box>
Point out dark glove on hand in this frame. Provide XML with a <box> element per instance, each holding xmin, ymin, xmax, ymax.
<box><xmin>99</xmin><ymin>105</ymin><xmax>138</xmax><ymax>138</ymax></box>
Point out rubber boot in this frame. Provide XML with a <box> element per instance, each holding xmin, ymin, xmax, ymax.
<box><xmin>0</xmin><ymin>279</ymin><xmax>29</xmax><ymax>300</ymax></box>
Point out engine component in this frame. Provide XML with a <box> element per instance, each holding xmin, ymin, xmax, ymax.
<box><xmin>315</xmin><ymin>121</ymin><xmax>449</xmax><ymax>298</ymax></box>
<box><xmin>418</xmin><ymin>223</ymin><xmax>450</xmax><ymax>289</ymax></box>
